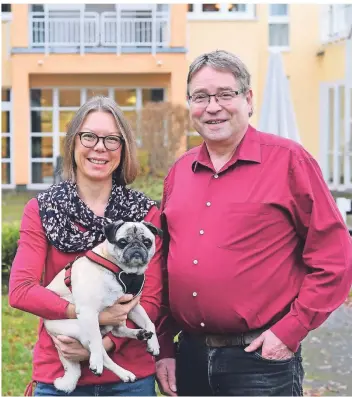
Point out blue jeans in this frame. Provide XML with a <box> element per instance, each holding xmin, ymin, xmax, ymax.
<box><xmin>176</xmin><ymin>332</ymin><xmax>304</xmax><ymax>396</ymax></box>
<box><xmin>34</xmin><ymin>375</ymin><xmax>156</xmax><ymax>396</ymax></box>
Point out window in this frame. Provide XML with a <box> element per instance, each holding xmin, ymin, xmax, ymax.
<box><xmin>1</xmin><ymin>3</ymin><xmax>12</xmax><ymax>20</ymax></box>
<box><xmin>320</xmin><ymin>83</ymin><xmax>352</xmax><ymax>190</ymax></box>
<box><xmin>29</xmin><ymin>87</ymin><xmax>166</xmax><ymax>187</ymax></box>
<box><xmin>321</xmin><ymin>4</ymin><xmax>352</xmax><ymax>43</ymax></box>
<box><xmin>1</xmin><ymin>89</ymin><xmax>13</xmax><ymax>187</ymax></box>
<box><xmin>187</xmin><ymin>3</ymin><xmax>255</xmax><ymax>20</ymax></box>
<box><xmin>1</xmin><ymin>4</ymin><xmax>11</xmax><ymax>13</ymax></box>
<box><xmin>268</xmin><ymin>4</ymin><xmax>289</xmax><ymax>49</ymax></box>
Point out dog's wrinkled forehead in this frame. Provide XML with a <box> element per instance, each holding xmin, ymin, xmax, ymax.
<box><xmin>115</xmin><ymin>222</ymin><xmax>154</xmax><ymax>241</ymax></box>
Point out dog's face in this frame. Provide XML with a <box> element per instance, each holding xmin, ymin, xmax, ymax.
<box><xmin>104</xmin><ymin>221</ymin><xmax>162</xmax><ymax>274</ymax></box>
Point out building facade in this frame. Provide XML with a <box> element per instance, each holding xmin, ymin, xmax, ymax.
<box><xmin>1</xmin><ymin>3</ymin><xmax>351</xmax><ymax>192</ymax></box>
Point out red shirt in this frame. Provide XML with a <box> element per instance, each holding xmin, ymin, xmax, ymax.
<box><xmin>157</xmin><ymin>125</ymin><xmax>352</xmax><ymax>357</ymax></box>
<box><xmin>9</xmin><ymin>198</ymin><xmax>163</xmax><ymax>385</ymax></box>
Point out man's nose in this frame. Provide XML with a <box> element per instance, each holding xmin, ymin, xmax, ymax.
<box><xmin>205</xmin><ymin>96</ymin><xmax>222</xmax><ymax>112</ymax></box>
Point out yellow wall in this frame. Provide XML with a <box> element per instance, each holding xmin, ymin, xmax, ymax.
<box><xmin>316</xmin><ymin>43</ymin><xmax>346</xmax><ymax>82</ymax></box>
<box><xmin>187</xmin><ymin>4</ymin><xmax>326</xmax><ymax>157</ymax></box>
<box><xmin>1</xmin><ymin>21</ymin><xmax>12</xmax><ymax>87</ymax></box>
<box><xmin>10</xmin><ymin>4</ymin><xmax>28</xmax><ymax>48</ymax></box>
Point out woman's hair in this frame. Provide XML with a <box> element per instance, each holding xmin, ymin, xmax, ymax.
<box><xmin>61</xmin><ymin>96</ymin><xmax>138</xmax><ymax>185</ymax></box>
<box><xmin>187</xmin><ymin>49</ymin><xmax>251</xmax><ymax>95</ymax></box>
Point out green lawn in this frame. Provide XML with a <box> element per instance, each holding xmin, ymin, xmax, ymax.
<box><xmin>2</xmin><ymin>295</ymin><xmax>39</xmax><ymax>396</ymax></box>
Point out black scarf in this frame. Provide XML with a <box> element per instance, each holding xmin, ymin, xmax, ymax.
<box><xmin>37</xmin><ymin>180</ymin><xmax>156</xmax><ymax>253</ymax></box>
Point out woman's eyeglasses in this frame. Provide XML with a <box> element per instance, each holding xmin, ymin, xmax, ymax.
<box><xmin>78</xmin><ymin>132</ymin><xmax>124</xmax><ymax>151</ymax></box>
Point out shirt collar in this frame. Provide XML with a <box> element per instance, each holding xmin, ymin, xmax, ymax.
<box><xmin>192</xmin><ymin>124</ymin><xmax>262</xmax><ymax>173</ymax></box>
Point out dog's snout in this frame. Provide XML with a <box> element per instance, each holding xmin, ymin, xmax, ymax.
<box><xmin>131</xmin><ymin>251</ymin><xmax>142</xmax><ymax>260</ymax></box>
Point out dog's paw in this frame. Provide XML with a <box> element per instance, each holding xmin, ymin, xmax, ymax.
<box><xmin>147</xmin><ymin>336</ymin><xmax>160</xmax><ymax>356</ymax></box>
<box><xmin>136</xmin><ymin>329</ymin><xmax>153</xmax><ymax>341</ymax></box>
<box><xmin>89</xmin><ymin>355</ymin><xmax>103</xmax><ymax>376</ymax></box>
<box><xmin>54</xmin><ymin>377</ymin><xmax>77</xmax><ymax>393</ymax></box>
<box><xmin>119</xmin><ymin>369</ymin><xmax>137</xmax><ymax>383</ymax></box>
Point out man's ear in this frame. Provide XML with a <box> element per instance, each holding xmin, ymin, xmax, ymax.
<box><xmin>104</xmin><ymin>220</ymin><xmax>125</xmax><ymax>243</ymax></box>
<box><xmin>142</xmin><ymin>221</ymin><xmax>163</xmax><ymax>238</ymax></box>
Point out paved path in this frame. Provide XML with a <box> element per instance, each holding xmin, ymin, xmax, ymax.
<box><xmin>302</xmin><ymin>301</ymin><xmax>352</xmax><ymax>396</ymax></box>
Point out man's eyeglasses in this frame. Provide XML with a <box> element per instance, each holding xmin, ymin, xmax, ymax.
<box><xmin>78</xmin><ymin>132</ymin><xmax>124</xmax><ymax>151</ymax></box>
<box><xmin>188</xmin><ymin>89</ymin><xmax>245</xmax><ymax>107</ymax></box>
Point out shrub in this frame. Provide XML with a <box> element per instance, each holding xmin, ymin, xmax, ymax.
<box><xmin>2</xmin><ymin>222</ymin><xmax>20</xmax><ymax>286</ymax></box>
<box><xmin>130</xmin><ymin>102</ymin><xmax>190</xmax><ymax>177</ymax></box>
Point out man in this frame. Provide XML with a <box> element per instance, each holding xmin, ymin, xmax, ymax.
<box><xmin>155</xmin><ymin>50</ymin><xmax>352</xmax><ymax>396</ymax></box>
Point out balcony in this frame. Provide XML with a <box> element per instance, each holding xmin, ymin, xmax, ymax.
<box><xmin>29</xmin><ymin>9</ymin><xmax>170</xmax><ymax>55</ymax></box>
<box><xmin>321</xmin><ymin>4</ymin><xmax>352</xmax><ymax>44</ymax></box>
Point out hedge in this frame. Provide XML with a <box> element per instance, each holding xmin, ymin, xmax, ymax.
<box><xmin>2</xmin><ymin>222</ymin><xmax>20</xmax><ymax>286</ymax></box>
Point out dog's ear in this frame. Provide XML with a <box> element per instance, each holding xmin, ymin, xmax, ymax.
<box><xmin>104</xmin><ymin>220</ymin><xmax>125</xmax><ymax>243</ymax></box>
<box><xmin>142</xmin><ymin>221</ymin><xmax>163</xmax><ymax>238</ymax></box>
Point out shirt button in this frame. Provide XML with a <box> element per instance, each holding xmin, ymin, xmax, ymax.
<box><xmin>193</xmin><ymin>259</ymin><xmax>198</xmax><ymax>264</ymax></box>
<box><xmin>200</xmin><ymin>230</ymin><xmax>204</xmax><ymax>235</ymax></box>
<box><xmin>214</xmin><ymin>174</ymin><xmax>219</xmax><ymax>179</ymax></box>
<box><xmin>192</xmin><ymin>292</ymin><xmax>198</xmax><ymax>297</ymax></box>
<box><xmin>206</xmin><ymin>202</ymin><xmax>211</xmax><ymax>207</ymax></box>
<box><xmin>200</xmin><ymin>322</ymin><xmax>205</xmax><ymax>327</ymax></box>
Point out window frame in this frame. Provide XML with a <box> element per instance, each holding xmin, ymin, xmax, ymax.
<box><xmin>2</xmin><ymin>89</ymin><xmax>14</xmax><ymax>188</ymax></box>
<box><xmin>268</xmin><ymin>4</ymin><xmax>290</xmax><ymax>51</ymax></box>
<box><xmin>27</xmin><ymin>86</ymin><xmax>166</xmax><ymax>189</ymax></box>
<box><xmin>319</xmin><ymin>81</ymin><xmax>352</xmax><ymax>191</ymax></box>
<box><xmin>187</xmin><ymin>3</ymin><xmax>256</xmax><ymax>21</ymax></box>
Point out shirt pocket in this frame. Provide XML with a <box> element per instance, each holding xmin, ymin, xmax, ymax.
<box><xmin>217</xmin><ymin>202</ymin><xmax>278</xmax><ymax>251</ymax></box>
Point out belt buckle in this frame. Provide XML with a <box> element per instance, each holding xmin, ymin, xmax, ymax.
<box><xmin>205</xmin><ymin>335</ymin><xmax>226</xmax><ymax>348</ymax></box>
<box><xmin>205</xmin><ymin>334</ymin><xmax>244</xmax><ymax>347</ymax></box>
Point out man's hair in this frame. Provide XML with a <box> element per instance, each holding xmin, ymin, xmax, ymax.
<box><xmin>62</xmin><ymin>96</ymin><xmax>138</xmax><ymax>185</ymax></box>
<box><xmin>187</xmin><ymin>50</ymin><xmax>251</xmax><ymax>95</ymax></box>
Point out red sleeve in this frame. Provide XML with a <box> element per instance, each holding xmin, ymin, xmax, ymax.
<box><xmin>155</xmin><ymin>173</ymin><xmax>182</xmax><ymax>360</ymax></box>
<box><xmin>108</xmin><ymin>205</ymin><xmax>164</xmax><ymax>352</ymax></box>
<box><xmin>271</xmin><ymin>157</ymin><xmax>352</xmax><ymax>351</ymax></box>
<box><xmin>8</xmin><ymin>198</ymin><xmax>69</xmax><ymax>319</ymax></box>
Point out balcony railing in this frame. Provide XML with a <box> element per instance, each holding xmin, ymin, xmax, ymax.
<box><xmin>321</xmin><ymin>4</ymin><xmax>352</xmax><ymax>43</ymax></box>
<box><xmin>30</xmin><ymin>10</ymin><xmax>170</xmax><ymax>54</ymax></box>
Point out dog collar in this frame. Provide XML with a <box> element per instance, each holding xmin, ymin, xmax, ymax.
<box><xmin>64</xmin><ymin>250</ymin><xmax>145</xmax><ymax>297</ymax></box>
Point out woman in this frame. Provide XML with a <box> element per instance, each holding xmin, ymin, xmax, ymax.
<box><xmin>9</xmin><ymin>96</ymin><xmax>163</xmax><ymax>396</ymax></box>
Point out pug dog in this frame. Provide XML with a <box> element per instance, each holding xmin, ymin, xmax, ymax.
<box><xmin>44</xmin><ymin>220</ymin><xmax>162</xmax><ymax>393</ymax></box>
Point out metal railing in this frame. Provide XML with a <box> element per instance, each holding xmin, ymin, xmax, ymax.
<box><xmin>30</xmin><ymin>10</ymin><xmax>170</xmax><ymax>54</ymax></box>
<box><xmin>321</xmin><ymin>4</ymin><xmax>352</xmax><ymax>43</ymax></box>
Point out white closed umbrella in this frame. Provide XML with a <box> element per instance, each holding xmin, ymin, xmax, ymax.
<box><xmin>258</xmin><ymin>51</ymin><xmax>301</xmax><ymax>143</ymax></box>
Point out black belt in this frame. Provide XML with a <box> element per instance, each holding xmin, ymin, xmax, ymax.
<box><xmin>183</xmin><ymin>328</ymin><xmax>267</xmax><ymax>348</ymax></box>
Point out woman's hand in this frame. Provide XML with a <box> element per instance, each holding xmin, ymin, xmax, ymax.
<box><xmin>99</xmin><ymin>294</ymin><xmax>140</xmax><ymax>326</ymax></box>
<box><xmin>52</xmin><ymin>335</ymin><xmax>90</xmax><ymax>362</ymax></box>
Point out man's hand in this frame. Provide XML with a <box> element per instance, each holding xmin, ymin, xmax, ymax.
<box><xmin>244</xmin><ymin>329</ymin><xmax>294</xmax><ymax>360</ymax></box>
<box><xmin>156</xmin><ymin>358</ymin><xmax>177</xmax><ymax>396</ymax></box>
<box><xmin>52</xmin><ymin>335</ymin><xmax>90</xmax><ymax>362</ymax></box>
<box><xmin>99</xmin><ymin>294</ymin><xmax>140</xmax><ymax>326</ymax></box>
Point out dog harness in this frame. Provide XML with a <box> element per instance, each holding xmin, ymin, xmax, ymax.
<box><xmin>64</xmin><ymin>250</ymin><xmax>145</xmax><ymax>297</ymax></box>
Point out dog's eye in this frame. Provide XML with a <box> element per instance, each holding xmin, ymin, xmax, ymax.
<box><xmin>143</xmin><ymin>238</ymin><xmax>152</xmax><ymax>248</ymax></box>
<box><xmin>117</xmin><ymin>239</ymin><xmax>128</xmax><ymax>248</ymax></box>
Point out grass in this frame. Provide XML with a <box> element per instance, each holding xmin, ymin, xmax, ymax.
<box><xmin>2</xmin><ymin>295</ymin><xmax>39</xmax><ymax>396</ymax></box>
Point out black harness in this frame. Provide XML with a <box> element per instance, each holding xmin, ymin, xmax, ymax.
<box><xmin>64</xmin><ymin>250</ymin><xmax>145</xmax><ymax>297</ymax></box>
